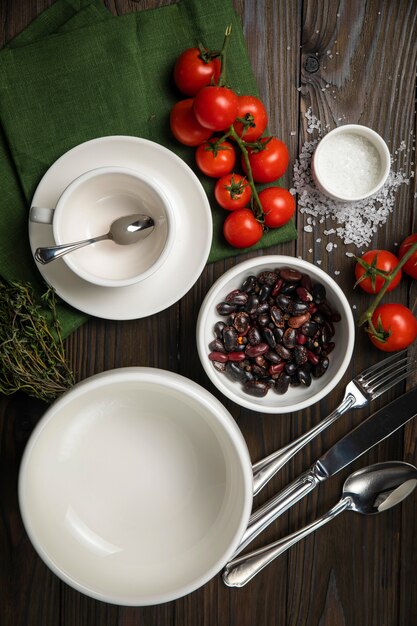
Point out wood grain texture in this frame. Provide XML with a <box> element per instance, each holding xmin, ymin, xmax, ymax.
<box><xmin>0</xmin><ymin>0</ymin><xmax>416</xmax><ymax>625</ymax></box>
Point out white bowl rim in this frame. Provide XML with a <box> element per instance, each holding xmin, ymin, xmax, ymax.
<box><xmin>312</xmin><ymin>124</ymin><xmax>391</xmax><ymax>202</ymax></box>
<box><xmin>53</xmin><ymin>166</ymin><xmax>177</xmax><ymax>288</ymax></box>
<box><xmin>197</xmin><ymin>255</ymin><xmax>355</xmax><ymax>414</ymax></box>
<box><xmin>18</xmin><ymin>367</ymin><xmax>253</xmax><ymax>606</ymax></box>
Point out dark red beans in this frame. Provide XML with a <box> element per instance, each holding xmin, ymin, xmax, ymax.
<box><xmin>234</xmin><ymin>311</ymin><xmax>250</xmax><ymax>334</ymax></box>
<box><xmin>209</xmin><ymin>351</ymin><xmax>229</xmax><ymax>363</ymax></box>
<box><xmin>244</xmin><ymin>380</ymin><xmax>269</xmax><ymax>397</ymax></box>
<box><xmin>245</xmin><ymin>343</ymin><xmax>269</xmax><ymax>358</ymax></box>
<box><xmin>274</xmin><ymin>373</ymin><xmax>291</xmax><ymax>394</ymax></box>
<box><xmin>223</xmin><ymin>326</ymin><xmax>238</xmax><ymax>351</ymax></box>
<box><xmin>209</xmin><ymin>267</ymin><xmax>340</xmax><ymax>398</ymax></box>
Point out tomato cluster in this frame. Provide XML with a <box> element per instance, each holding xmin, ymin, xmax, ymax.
<box><xmin>355</xmin><ymin>239</ymin><xmax>417</xmax><ymax>351</ymax></box>
<box><xmin>170</xmin><ymin>40</ymin><xmax>294</xmax><ymax>249</ymax></box>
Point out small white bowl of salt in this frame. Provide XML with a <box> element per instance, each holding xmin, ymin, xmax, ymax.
<box><xmin>311</xmin><ymin>124</ymin><xmax>391</xmax><ymax>202</ymax></box>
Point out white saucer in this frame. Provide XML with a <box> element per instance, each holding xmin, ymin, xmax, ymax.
<box><xmin>29</xmin><ymin>136</ymin><xmax>212</xmax><ymax>320</ymax></box>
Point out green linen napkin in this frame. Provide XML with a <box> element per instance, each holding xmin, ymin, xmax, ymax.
<box><xmin>0</xmin><ymin>0</ymin><xmax>297</xmax><ymax>336</ymax></box>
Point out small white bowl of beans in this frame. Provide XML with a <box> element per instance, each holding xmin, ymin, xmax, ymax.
<box><xmin>196</xmin><ymin>255</ymin><xmax>355</xmax><ymax>414</ymax></box>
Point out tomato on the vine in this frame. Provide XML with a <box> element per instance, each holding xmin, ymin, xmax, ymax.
<box><xmin>195</xmin><ymin>139</ymin><xmax>236</xmax><ymax>178</ymax></box>
<box><xmin>258</xmin><ymin>187</ymin><xmax>295</xmax><ymax>228</ymax></box>
<box><xmin>354</xmin><ymin>250</ymin><xmax>402</xmax><ymax>294</ymax></box>
<box><xmin>174</xmin><ymin>47</ymin><xmax>221</xmax><ymax>96</ymax></box>
<box><xmin>193</xmin><ymin>85</ymin><xmax>239</xmax><ymax>131</ymax></box>
<box><xmin>369</xmin><ymin>304</ymin><xmax>417</xmax><ymax>352</ymax></box>
<box><xmin>232</xmin><ymin>95</ymin><xmax>268</xmax><ymax>141</ymax></box>
<box><xmin>170</xmin><ymin>99</ymin><xmax>213</xmax><ymax>146</ymax></box>
<box><xmin>223</xmin><ymin>208</ymin><xmax>263</xmax><ymax>248</ymax></box>
<box><xmin>243</xmin><ymin>137</ymin><xmax>289</xmax><ymax>183</ymax></box>
<box><xmin>214</xmin><ymin>173</ymin><xmax>252</xmax><ymax>210</ymax></box>
<box><xmin>398</xmin><ymin>234</ymin><xmax>417</xmax><ymax>279</ymax></box>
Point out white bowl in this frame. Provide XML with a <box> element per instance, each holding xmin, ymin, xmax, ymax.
<box><xmin>197</xmin><ymin>256</ymin><xmax>355</xmax><ymax>414</ymax></box>
<box><xmin>53</xmin><ymin>166</ymin><xmax>176</xmax><ymax>287</ymax></box>
<box><xmin>311</xmin><ymin>124</ymin><xmax>391</xmax><ymax>202</ymax></box>
<box><xmin>18</xmin><ymin>368</ymin><xmax>253</xmax><ymax>605</ymax></box>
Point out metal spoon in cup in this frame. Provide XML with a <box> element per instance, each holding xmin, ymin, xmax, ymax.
<box><xmin>34</xmin><ymin>214</ymin><xmax>155</xmax><ymax>265</ymax></box>
<box><xmin>223</xmin><ymin>461</ymin><xmax>417</xmax><ymax>587</ymax></box>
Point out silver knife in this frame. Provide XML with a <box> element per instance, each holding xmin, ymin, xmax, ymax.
<box><xmin>232</xmin><ymin>386</ymin><xmax>417</xmax><ymax>557</ymax></box>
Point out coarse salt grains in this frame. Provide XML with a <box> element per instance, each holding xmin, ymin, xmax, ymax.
<box><xmin>312</xmin><ymin>125</ymin><xmax>391</xmax><ymax>201</ymax></box>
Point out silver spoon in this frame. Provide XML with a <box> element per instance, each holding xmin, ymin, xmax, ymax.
<box><xmin>223</xmin><ymin>461</ymin><xmax>417</xmax><ymax>588</ymax></box>
<box><xmin>34</xmin><ymin>214</ymin><xmax>155</xmax><ymax>265</ymax></box>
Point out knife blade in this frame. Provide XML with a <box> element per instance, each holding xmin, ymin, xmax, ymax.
<box><xmin>233</xmin><ymin>386</ymin><xmax>417</xmax><ymax>556</ymax></box>
<box><xmin>315</xmin><ymin>385</ymin><xmax>417</xmax><ymax>479</ymax></box>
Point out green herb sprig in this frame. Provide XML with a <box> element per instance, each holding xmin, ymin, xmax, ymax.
<box><xmin>0</xmin><ymin>279</ymin><xmax>74</xmax><ymax>402</ymax></box>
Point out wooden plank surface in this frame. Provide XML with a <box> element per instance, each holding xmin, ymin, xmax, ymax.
<box><xmin>1</xmin><ymin>1</ymin><xmax>417</xmax><ymax>625</ymax></box>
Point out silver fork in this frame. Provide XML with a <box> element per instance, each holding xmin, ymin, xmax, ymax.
<box><xmin>252</xmin><ymin>350</ymin><xmax>413</xmax><ymax>498</ymax></box>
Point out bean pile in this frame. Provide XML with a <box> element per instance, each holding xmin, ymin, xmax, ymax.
<box><xmin>208</xmin><ymin>267</ymin><xmax>341</xmax><ymax>398</ymax></box>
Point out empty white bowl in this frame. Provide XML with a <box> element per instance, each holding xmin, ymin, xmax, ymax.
<box><xmin>197</xmin><ymin>256</ymin><xmax>355</xmax><ymax>414</ymax></box>
<box><xmin>51</xmin><ymin>166</ymin><xmax>175</xmax><ymax>287</ymax></box>
<box><xmin>18</xmin><ymin>368</ymin><xmax>253</xmax><ymax>605</ymax></box>
<box><xmin>311</xmin><ymin>124</ymin><xmax>391</xmax><ymax>202</ymax></box>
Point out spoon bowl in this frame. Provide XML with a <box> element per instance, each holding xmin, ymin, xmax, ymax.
<box><xmin>34</xmin><ymin>213</ymin><xmax>154</xmax><ymax>265</ymax></box>
<box><xmin>343</xmin><ymin>461</ymin><xmax>417</xmax><ymax>514</ymax></box>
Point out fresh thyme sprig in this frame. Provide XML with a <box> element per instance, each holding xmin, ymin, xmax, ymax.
<box><xmin>0</xmin><ymin>279</ymin><xmax>74</xmax><ymax>402</ymax></box>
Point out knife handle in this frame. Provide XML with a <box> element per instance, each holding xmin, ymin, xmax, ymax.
<box><xmin>232</xmin><ymin>468</ymin><xmax>322</xmax><ymax>557</ymax></box>
<box><xmin>223</xmin><ymin>497</ymin><xmax>349</xmax><ymax>587</ymax></box>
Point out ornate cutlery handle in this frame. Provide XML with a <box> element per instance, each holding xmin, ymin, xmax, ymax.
<box><xmin>233</xmin><ymin>467</ymin><xmax>323</xmax><ymax>557</ymax></box>
<box><xmin>252</xmin><ymin>391</ymin><xmax>357</xmax><ymax>496</ymax></box>
<box><xmin>223</xmin><ymin>497</ymin><xmax>349</xmax><ymax>587</ymax></box>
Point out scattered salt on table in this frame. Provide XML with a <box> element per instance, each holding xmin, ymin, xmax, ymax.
<box><xmin>293</xmin><ymin>108</ymin><xmax>411</xmax><ymax>248</ymax></box>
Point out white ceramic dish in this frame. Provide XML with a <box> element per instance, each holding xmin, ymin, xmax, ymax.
<box><xmin>311</xmin><ymin>124</ymin><xmax>391</xmax><ymax>202</ymax></box>
<box><xmin>18</xmin><ymin>368</ymin><xmax>253</xmax><ymax>606</ymax></box>
<box><xmin>28</xmin><ymin>136</ymin><xmax>212</xmax><ymax>319</ymax></box>
<box><xmin>197</xmin><ymin>256</ymin><xmax>355</xmax><ymax>414</ymax></box>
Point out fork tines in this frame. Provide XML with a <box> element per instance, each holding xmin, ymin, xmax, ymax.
<box><xmin>355</xmin><ymin>350</ymin><xmax>415</xmax><ymax>398</ymax></box>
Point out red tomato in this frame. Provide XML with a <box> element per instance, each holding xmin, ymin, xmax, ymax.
<box><xmin>243</xmin><ymin>137</ymin><xmax>289</xmax><ymax>183</ymax></box>
<box><xmin>398</xmin><ymin>234</ymin><xmax>417</xmax><ymax>279</ymax></box>
<box><xmin>195</xmin><ymin>139</ymin><xmax>236</xmax><ymax>178</ymax></box>
<box><xmin>214</xmin><ymin>174</ymin><xmax>252</xmax><ymax>210</ymax></box>
<box><xmin>258</xmin><ymin>187</ymin><xmax>295</xmax><ymax>228</ymax></box>
<box><xmin>223</xmin><ymin>209</ymin><xmax>263</xmax><ymax>248</ymax></box>
<box><xmin>354</xmin><ymin>250</ymin><xmax>402</xmax><ymax>294</ymax></box>
<box><xmin>369</xmin><ymin>304</ymin><xmax>417</xmax><ymax>352</ymax></box>
<box><xmin>193</xmin><ymin>86</ymin><xmax>239</xmax><ymax>131</ymax></box>
<box><xmin>232</xmin><ymin>95</ymin><xmax>268</xmax><ymax>141</ymax></box>
<box><xmin>173</xmin><ymin>48</ymin><xmax>221</xmax><ymax>96</ymax></box>
<box><xmin>170</xmin><ymin>99</ymin><xmax>213</xmax><ymax>146</ymax></box>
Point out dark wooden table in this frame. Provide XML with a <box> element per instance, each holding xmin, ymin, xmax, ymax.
<box><xmin>1</xmin><ymin>1</ymin><xmax>417</xmax><ymax>624</ymax></box>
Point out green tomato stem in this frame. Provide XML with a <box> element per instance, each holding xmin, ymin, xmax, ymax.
<box><xmin>218</xmin><ymin>25</ymin><xmax>232</xmax><ymax>87</ymax></box>
<box><xmin>358</xmin><ymin>240</ymin><xmax>417</xmax><ymax>328</ymax></box>
<box><xmin>227</xmin><ymin>125</ymin><xmax>265</xmax><ymax>220</ymax></box>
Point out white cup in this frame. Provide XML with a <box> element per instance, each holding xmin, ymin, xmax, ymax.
<box><xmin>30</xmin><ymin>167</ymin><xmax>175</xmax><ymax>288</ymax></box>
<box><xmin>311</xmin><ymin>124</ymin><xmax>391</xmax><ymax>202</ymax></box>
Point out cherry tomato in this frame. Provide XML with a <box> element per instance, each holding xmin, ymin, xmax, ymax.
<box><xmin>170</xmin><ymin>99</ymin><xmax>213</xmax><ymax>146</ymax></box>
<box><xmin>369</xmin><ymin>304</ymin><xmax>417</xmax><ymax>352</ymax></box>
<box><xmin>232</xmin><ymin>95</ymin><xmax>268</xmax><ymax>141</ymax></box>
<box><xmin>173</xmin><ymin>48</ymin><xmax>221</xmax><ymax>96</ymax></box>
<box><xmin>223</xmin><ymin>208</ymin><xmax>263</xmax><ymax>248</ymax></box>
<box><xmin>354</xmin><ymin>250</ymin><xmax>402</xmax><ymax>294</ymax></box>
<box><xmin>243</xmin><ymin>137</ymin><xmax>289</xmax><ymax>183</ymax></box>
<box><xmin>195</xmin><ymin>139</ymin><xmax>236</xmax><ymax>178</ymax></box>
<box><xmin>258</xmin><ymin>187</ymin><xmax>295</xmax><ymax>228</ymax></box>
<box><xmin>193</xmin><ymin>86</ymin><xmax>239</xmax><ymax>131</ymax></box>
<box><xmin>398</xmin><ymin>234</ymin><xmax>417</xmax><ymax>279</ymax></box>
<box><xmin>214</xmin><ymin>173</ymin><xmax>252</xmax><ymax>211</ymax></box>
